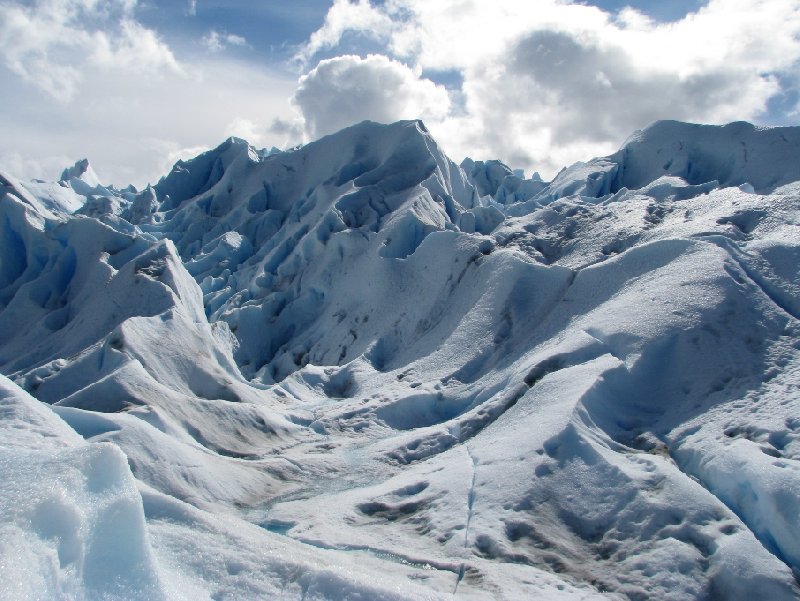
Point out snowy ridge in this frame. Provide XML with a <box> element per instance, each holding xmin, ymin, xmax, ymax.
<box><xmin>491</xmin><ymin>120</ymin><xmax>800</xmax><ymax>214</ymax></box>
<box><xmin>1</xmin><ymin>120</ymin><xmax>799</xmax><ymax>599</ymax></box>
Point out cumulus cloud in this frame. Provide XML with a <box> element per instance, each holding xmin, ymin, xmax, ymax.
<box><xmin>297</xmin><ymin>0</ymin><xmax>393</xmax><ymax>65</ymax></box>
<box><xmin>297</xmin><ymin>0</ymin><xmax>800</xmax><ymax>178</ymax></box>
<box><xmin>292</xmin><ymin>54</ymin><xmax>450</xmax><ymax>139</ymax></box>
<box><xmin>455</xmin><ymin>28</ymin><xmax>781</xmax><ymax>174</ymax></box>
<box><xmin>0</xmin><ymin>0</ymin><xmax>181</xmax><ymax>100</ymax></box>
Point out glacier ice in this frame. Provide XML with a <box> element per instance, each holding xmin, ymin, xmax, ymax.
<box><xmin>1</xmin><ymin>119</ymin><xmax>799</xmax><ymax>599</ymax></box>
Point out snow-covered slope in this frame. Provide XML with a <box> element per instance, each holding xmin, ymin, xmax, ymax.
<box><xmin>1</xmin><ymin>119</ymin><xmax>799</xmax><ymax>600</ymax></box>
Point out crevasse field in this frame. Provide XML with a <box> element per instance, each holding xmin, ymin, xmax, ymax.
<box><xmin>1</xmin><ymin>119</ymin><xmax>799</xmax><ymax>600</ymax></box>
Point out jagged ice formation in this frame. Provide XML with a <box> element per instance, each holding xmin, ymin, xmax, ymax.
<box><xmin>1</xmin><ymin>119</ymin><xmax>799</xmax><ymax>600</ymax></box>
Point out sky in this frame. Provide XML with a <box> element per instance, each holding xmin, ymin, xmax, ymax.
<box><xmin>1</xmin><ymin>0</ymin><xmax>799</xmax><ymax>187</ymax></box>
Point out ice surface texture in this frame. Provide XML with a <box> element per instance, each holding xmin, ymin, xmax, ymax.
<box><xmin>1</xmin><ymin>119</ymin><xmax>799</xmax><ymax>600</ymax></box>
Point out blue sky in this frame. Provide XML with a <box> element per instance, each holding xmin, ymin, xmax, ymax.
<box><xmin>136</xmin><ymin>1</ymin><xmax>331</xmax><ymax>66</ymax></box>
<box><xmin>1</xmin><ymin>0</ymin><xmax>798</xmax><ymax>186</ymax></box>
<box><xmin>589</xmin><ymin>0</ymin><xmax>706</xmax><ymax>21</ymax></box>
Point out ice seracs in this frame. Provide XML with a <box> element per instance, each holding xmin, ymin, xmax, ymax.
<box><xmin>60</xmin><ymin>158</ymin><xmax>102</xmax><ymax>189</ymax></box>
<box><xmin>1</xmin><ymin>119</ymin><xmax>799</xmax><ymax>600</ymax></box>
<box><xmin>476</xmin><ymin>120</ymin><xmax>800</xmax><ymax>210</ymax></box>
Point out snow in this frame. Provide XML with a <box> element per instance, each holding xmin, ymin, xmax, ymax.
<box><xmin>0</xmin><ymin>376</ymin><xmax>166</xmax><ymax>601</ymax></box>
<box><xmin>1</xmin><ymin>119</ymin><xmax>799</xmax><ymax>599</ymax></box>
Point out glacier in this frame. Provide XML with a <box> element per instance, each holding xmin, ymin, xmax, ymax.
<box><xmin>0</xmin><ymin>119</ymin><xmax>799</xmax><ymax>600</ymax></box>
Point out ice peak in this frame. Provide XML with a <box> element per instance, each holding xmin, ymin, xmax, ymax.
<box><xmin>154</xmin><ymin>136</ymin><xmax>255</xmax><ymax>208</ymax></box>
<box><xmin>59</xmin><ymin>158</ymin><xmax>101</xmax><ymax>188</ymax></box>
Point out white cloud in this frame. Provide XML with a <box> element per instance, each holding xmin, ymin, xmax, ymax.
<box><xmin>296</xmin><ymin>0</ymin><xmax>393</xmax><ymax>65</ymax></box>
<box><xmin>0</xmin><ymin>150</ymin><xmax>74</xmax><ymax>183</ymax></box>
<box><xmin>0</xmin><ymin>0</ymin><xmax>295</xmax><ymax>188</ymax></box>
<box><xmin>3</xmin><ymin>0</ymin><xmax>798</xmax><ymax>190</ymax></box>
<box><xmin>151</xmin><ymin>141</ymin><xmax>211</xmax><ymax>178</ymax></box>
<box><xmin>0</xmin><ymin>57</ymin><xmax>297</xmax><ymax>187</ymax></box>
<box><xmin>202</xmin><ymin>30</ymin><xmax>249</xmax><ymax>53</ymax></box>
<box><xmin>298</xmin><ymin>0</ymin><xmax>800</xmax><ymax>178</ymax></box>
<box><xmin>92</xmin><ymin>19</ymin><xmax>183</xmax><ymax>72</ymax></box>
<box><xmin>186</xmin><ymin>0</ymin><xmax>197</xmax><ymax>16</ymax></box>
<box><xmin>224</xmin><ymin>117</ymin><xmax>273</xmax><ymax>147</ymax></box>
<box><xmin>447</xmin><ymin>28</ymin><xmax>781</xmax><ymax>175</ymax></box>
<box><xmin>292</xmin><ymin>54</ymin><xmax>450</xmax><ymax>140</ymax></box>
<box><xmin>0</xmin><ymin>0</ymin><xmax>181</xmax><ymax>101</ymax></box>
